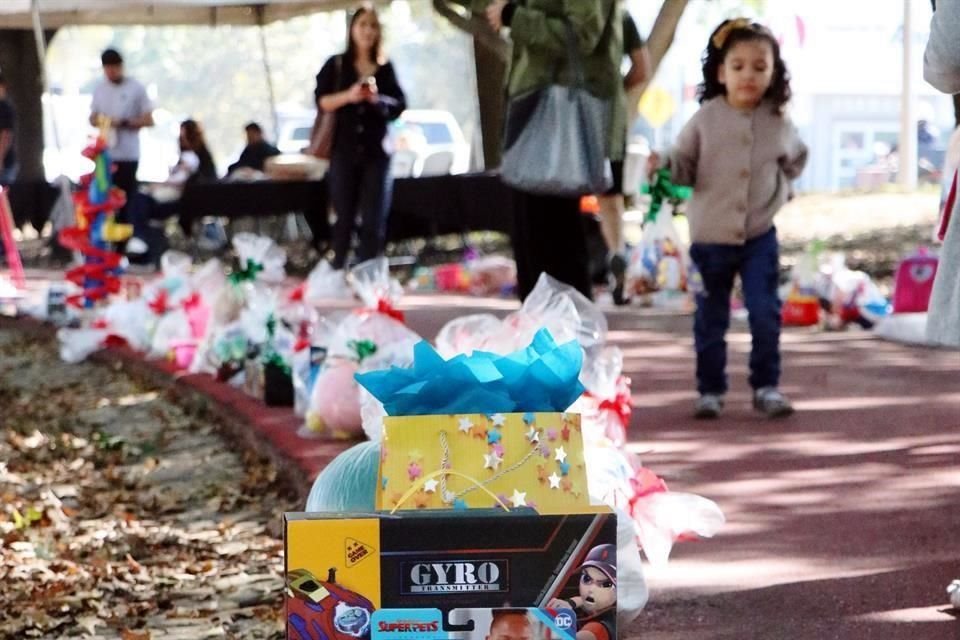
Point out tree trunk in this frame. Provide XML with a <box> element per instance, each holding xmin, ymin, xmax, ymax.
<box><xmin>433</xmin><ymin>0</ymin><xmax>508</xmax><ymax>168</ymax></box>
<box><xmin>637</xmin><ymin>0</ymin><xmax>690</xmax><ymax>96</ymax></box>
<box><xmin>0</xmin><ymin>28</ymin><xmax>51</xmax><ymax>183</ymax></box>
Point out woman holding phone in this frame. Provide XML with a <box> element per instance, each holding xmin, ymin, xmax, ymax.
<box><xmin>315</xmin><ymin>2</ymin><xmax>407</xmax><ymax>269</ymax></box>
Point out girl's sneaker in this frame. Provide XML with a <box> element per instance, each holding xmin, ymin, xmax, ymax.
<box><xmin>753</xmin><ymin>387</ymin><xmax>795</xmax><ymax>418</ymax></box>
<box><xmin>694</xmin><ymin>394</ymin><xmax>724</xmax><ymax>419</ymax></box>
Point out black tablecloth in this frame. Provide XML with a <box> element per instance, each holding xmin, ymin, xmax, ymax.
<box><xmin>177</xmin><ymin>172</ymin><xmax>515</xmax><ymax>243</ymax></box>
<box><xmin>6</xmin><ymin>181</ymin><xmax>60</xmax><ymax>233</ymax></box>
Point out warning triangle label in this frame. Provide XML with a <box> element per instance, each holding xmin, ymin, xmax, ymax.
<box><xmin>345</xmin><ymin>537</ymin><xmax>376</xmax><ymax>568</ymax></box>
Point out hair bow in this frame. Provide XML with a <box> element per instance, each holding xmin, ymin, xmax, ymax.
<box><xmin>712</xmin><ymin>17</ymin><xmax>755</xmax><ymax>50</ymax></box>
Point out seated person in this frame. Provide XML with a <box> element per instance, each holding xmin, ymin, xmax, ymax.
<box><xmin>126</xmin><ymin>119</ymin><xmax>217</xmax><ymax>261</ymax></box>
<box><xmin>226</xmin><ymin>121</ymin><xmax>280</xmax><ymax>177</ymax></box>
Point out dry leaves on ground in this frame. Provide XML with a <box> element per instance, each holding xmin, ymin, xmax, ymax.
<box><xmin>0</xmin><ymin>329</ymin><xmax>298</xmax><ymax>639</ymax></box>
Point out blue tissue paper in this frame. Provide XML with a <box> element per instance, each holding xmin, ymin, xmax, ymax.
<box><xmin>355</xmin><ymin>328</ymin><xmax>585</xmax><ymax>415</ymax></box>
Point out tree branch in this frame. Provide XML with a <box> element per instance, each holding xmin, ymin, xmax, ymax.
<box><xmin>432</xmin><ymin>0</ymin><xmax>508</xmax><ymax>62</ymax></box>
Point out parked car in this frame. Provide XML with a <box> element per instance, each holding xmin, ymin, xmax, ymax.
<box><xmin>275</xmin><ymin>108</ymin><xmax>470</xmax><ymax>177</ymax></box>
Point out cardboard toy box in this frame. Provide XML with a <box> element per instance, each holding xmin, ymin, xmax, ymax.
<box><xmin>284</xmin><ymin>508</ymin><xmax>616</xmax><ymax>640</ymax></box>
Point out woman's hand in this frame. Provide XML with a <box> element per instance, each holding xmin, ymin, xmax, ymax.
<box><xmin>347</xmin><ymin>82</ymin><xmax>366</xmax><ymax>104</ymax></box>
<box><xmin>362</xmin><ymin>80</ymin><xmax>379</xmax><ymax>104</ymax></box>
<box><xmin>486</xmin><ymin>0</ymin><xmax>508</xmax><ymax>31</ymax></box>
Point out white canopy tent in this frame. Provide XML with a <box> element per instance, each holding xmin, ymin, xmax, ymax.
<box><xmin>0</xmin><ymin>1</ymin><xmax>353</xmax><ymax>29</ymax></box>
<box><xmin>0</xmin><ymin>0</ymin><xmax>366</xmax><ymax>174</ymax></box>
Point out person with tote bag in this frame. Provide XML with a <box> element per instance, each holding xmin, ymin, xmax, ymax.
<box><xmin>481</xmin><ymin>0</ymin><xmax>625</xmax><ymax>301</ymax></box>
<box><xmin>314</xmin><ymin>2</ymin><xmax>406</xmax><ymax>270</ymax></box>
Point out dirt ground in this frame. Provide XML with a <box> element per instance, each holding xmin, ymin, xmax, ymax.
<box><xmin>0</xmin><ymin>329</ymin><xmax>293</xmax><ymax>638</ymax></box>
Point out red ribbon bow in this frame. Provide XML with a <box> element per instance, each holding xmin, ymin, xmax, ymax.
<box><xmin>376</xmin><ymin>298</ymin><xmax>405</xmax><ymax>323</ymax></box>
<box><xmin>148</xmin><ymin>289</ymin><xmax>169</xmax><ymax>315</ymax></box>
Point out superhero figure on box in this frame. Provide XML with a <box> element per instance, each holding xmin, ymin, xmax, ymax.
<box><xmin>548</xmin><ymin>544</ymin><xmax>617</xmax><ymax>640</ymax></box>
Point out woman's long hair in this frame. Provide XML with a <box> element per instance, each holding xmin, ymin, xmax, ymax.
<box><xmin>697</xmin><ymin>19</ymin><xmax>792</xmax><ymax>114</ymax></box>
<box><xmin>179</xmin><ymin>119</ymin><xmax>217</xmax><ymax>180</ymax></box>
<box><xmin>344</xmin><ymin>2</ymin><xmax>383</xmax><ymax>64</ymax></box>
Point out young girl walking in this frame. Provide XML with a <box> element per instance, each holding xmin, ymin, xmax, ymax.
<box><xmin>650</xmin><ymin>18</ymin><xmax>808</xmax><ymax>419</ymax></box>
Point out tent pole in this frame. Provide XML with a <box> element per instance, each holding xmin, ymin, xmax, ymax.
<box><xmin>256</xmin><ymin>6</ymin><xmax>280</xmax><ymax>143</ymax></box>
<box><xmin>31</xmin><ymin>0</ymin><xmax>64</xmax><ymax>176</ymax></box>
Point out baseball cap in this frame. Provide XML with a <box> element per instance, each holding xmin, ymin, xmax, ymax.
<box><xmin>101</xmin><ymin>48</ymin><xmax>123</xmax><ymax>66</ymax></box>
<box><xmin>579</xmin><ymin>544</ymin><xmax>616</xmax><ymax>585</ymax></box>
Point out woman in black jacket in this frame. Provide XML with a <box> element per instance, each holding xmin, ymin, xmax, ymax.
<box><xmin>315</xmin><ymin>3</ymin><xmax>407</xmax><ymax>269</ymax></box>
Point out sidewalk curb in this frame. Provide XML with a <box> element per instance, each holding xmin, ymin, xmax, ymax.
<box><xmin>0</xmin><ymin>314</ymin><xmax>351</xmax><ymax>504</ymax></box>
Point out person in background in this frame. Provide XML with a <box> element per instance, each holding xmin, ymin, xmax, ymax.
<box><xmin>89</xmin><ymin>48</ymin><xmax>154</xmax><ymax>224</ymax></box>
<box><xmin>923</xmin><ymin>0</ymin><xmax>960</xmax><ymax>347</ymax></box>
<box><xmin>0</xmin><ymin>73</ymin><xmax>17</xmax><ymax>187</ymax></box>
<box><xmin>126</xmin><ymin>119</ymin><xmax>217</xmax><ymax>264</ymax></box>
<box><xmin>598</xmin><ymin>8</ymin><xmax>652</xmax><ymax>305</ymax></box>
<box><xmin>315</xmin><ymin>2</ymin><xmax>406</xmax><ymax>270</ymax></box>
<box><xmin>227</xmin><ymin>122</ymin><xmax>280</xmax><ymax>175</ymax></box>
<box><xmin>648</xmin><ymin>19</ymin><xmax>808</xmax><ymax>419</ymax></box>
<box><xmin>483</xmin><ymin>0</ymin><xmax>624</xmax><ymax>302</ymax></box>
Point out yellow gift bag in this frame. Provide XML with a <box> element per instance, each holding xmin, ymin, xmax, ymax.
<box><xmin>377</xmin><ymin>412</ymin><xmax>591</xmax><ymax>513</ymax></box>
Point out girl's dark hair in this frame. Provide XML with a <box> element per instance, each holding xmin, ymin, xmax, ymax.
<box><xmin>345</xmin><ymin>2</ymin><xmax>383</xmax><ymax>64</ymax></box>
<box><xmin>697</xmin><ymin>19</ymin><xmax>792</xmax><ymax>114</ymax></box>
<box><xmin>179</xmin><ymin>119</ymin><xmax>217</xmax><ymax>181</ymax></box>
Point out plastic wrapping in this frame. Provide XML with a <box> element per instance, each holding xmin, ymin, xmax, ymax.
<box><xmin>435</xmin><ymin>273</ymin><xmax>607</xmax><ymax>360</ymax></box>
<box><xmin>303</xmin><ymin>261</ymin><xmax>350</xmax><ymax>302</ymax></box>
<box><xmin>232</xmin><ymin>232</ymin><xmax>287</xmax><ymax>285</ymax></box>
<box><xmin>627</xmin><ymin>201</ymin><xmax>690</xmax><ymax>306</ymax></box>
<box><xmin>305</xmin><ymin>441</ymin><xmax>380</xmax><ymax>512</ymax></box>
<box><xmin>58</xmin><ymin>327</ymin><xmax>109</xmax><ymax>363</ymax></box>
<box><xmin>616</xmin><ymin>507</ymin><xmax>649</xmax><ymax>626</ymax></box>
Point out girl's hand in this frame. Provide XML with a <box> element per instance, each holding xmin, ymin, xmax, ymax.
<box><xmin>362</xmin><ymin>81</ymin><xmax>379</xmax><ymax>104</ymax></box>
<box><xmin>646</xmin><ymin>151</ymin><xmax>661</xmax><ymax>179</ymax></box>
<box><xmin>486</xmin><ymin>0</ymin><xmax>508</xmax><ymax>30</ymax></box>
<box><xmin>547</xmin><ymin>598</ymin><xmax>571</xmax><ymax>611</ymax></box>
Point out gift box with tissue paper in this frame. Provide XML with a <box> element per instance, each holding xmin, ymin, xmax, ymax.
<box><xmin>356</xmin><ymin>329</ymin><xmax>592</xmax><ymax>513</ymax></box>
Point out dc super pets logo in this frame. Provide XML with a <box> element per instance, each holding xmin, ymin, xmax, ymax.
<box><xmin>401</xmin><ymin>560</ymin><xmax>508</xmax><ymax>594</ymax></box>
<box><xmin>287</xmin><ymin>567</ymin><xmax>375</xmax><ymax>640</ymax></box>
<box><xmin>376</xmin><ymin>620</ymin><xmax>441</xmax><ymax>633</ymax></box>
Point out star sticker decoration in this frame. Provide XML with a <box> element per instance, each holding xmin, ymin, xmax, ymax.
<box><xmin>473</xmin><ymin>428</ymin><xmax>488</xmax><ymax>440</ymax></box>
<box><xmin>561</xmin><ymin>424</ymin><xmax>571</xmax><ymax>442</ymax></box>
<box><xmin>414</xmin><ymin>493</ymin><xmax>430</xmax><ymax>509</ymax></box>
<box><xmin>560</xmin><ymin>477</ymin><xmax>573</xmax><ymax>492</ymax></box>
<box><xmin>523</xmin><ymin>412</ymin><xmax>536</xmax><ymax>425</ymax></box>
<box><xmin>423</xmin><ymin>478</ymin><xmax>439</xmax><ymax>493</ymax></box>
<box><xmin>458</xmin><ymin>417</ymin><xmax>474</xmax><ymax>434</ymax></box>
<box><xmin>548</xmin><ymin>473</ymin><xmax>562</xmax><ymax>489</ymax></box>
<box><xmin>537</xmin><ymin>464</ymin><xmax>549</xmax><ymax>484</ymax></box>
<box><xmin>443</xmin><ymin>490</ymin><xmax>456</xmax><ymax>504</ymax></box>
<box><xmin>559</xmin><ymin>460</ymin><xmax>571</xmax><ymax>476</ymax></box>
<box><xmin>391</xmin><ymin>491</ymin><xmax>404</xmax><ymax>506</ymax></box>
<box><xmin>492</xmin><ymin>443</ymin><xmax>505</xmax><ymax>457</ymax></box>
<box><xmin>484</xmin><ymin>452</ymin><xmax>504</xmax><ymax>471</ymax></box>
<box><xmin>487</xmin><ymin>429</ymin><xmax>502</xmax><ymax>445</ymax></box>
<box><xmin>554</xmin><ymin>446</ymin><xmax>568</xmax><ymax>463</ymax></box>
<box><xmin>510</xmin><ymin>489</ymin><xmax>527</xmax><ymax>507</ymax></box>
<box><xmin>526</xmin><ymin>426</ymin><xmax>540</xmax><ymax>444</ymax></box>
<box><xmin>453</xmin><ymin>498</ymin><xmax>468</xmax><ymax>510</ymax></box>
<box><xmin>546</xmin><ymin>428</ymin><xmax>559</xmax><ymax>442</ymax></box>
<box><xmin>490</xmin><ymin>413</ymin><xmax>507</xmax><ymax>427</ymax></box>
<box><xmin>540</xmin><ymin>445</ymin><xmax>551</xmax><ymax>458</ymax></box>
<box><xmin>381</xmin><ymin>477</ymin><xmax>388</xmax><ymax>490</ymax></box>
<box><xmin>407</xmin><ymin>462</ymin><xmax>422</xmax><ymax>481</ymax></box>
